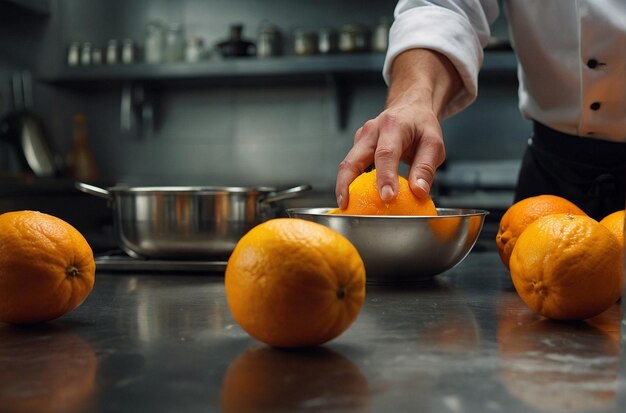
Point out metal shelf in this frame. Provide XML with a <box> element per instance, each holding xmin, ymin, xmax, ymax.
<box><xmin>41</xmin><ymin>53</ymin><xmax>387</xmax><ymax>84</ymax></box>
<box><xmin>41</xmin><ymin>53</ymin><xmax>388</xmax><ymax>133</ymax></box>
<box><xmin>39</xmin><ymin>51</ymin><xmax>517</xmax><ymax>134</ymax></box>
<box><xmin>41</xmin><ymin>51</ymin><xmax>516</xmax><ymax>84</ymax></box>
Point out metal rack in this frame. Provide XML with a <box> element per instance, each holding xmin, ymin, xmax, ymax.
<box><xmin>39</xmin><ymin>51</ymin><xmax>517</xmax><ymax>134</ymax></box>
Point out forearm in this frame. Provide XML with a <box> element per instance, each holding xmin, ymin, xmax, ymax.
<box><xmin>386</xmin><ymin>48</ymin><xmax>463</xmax><ymax>120</ymax></box>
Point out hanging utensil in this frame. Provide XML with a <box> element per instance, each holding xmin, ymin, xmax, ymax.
<box><xmin>0</xmin><ymin>71</ymin><xmax>60</xmax><ymax>177</ymax></box>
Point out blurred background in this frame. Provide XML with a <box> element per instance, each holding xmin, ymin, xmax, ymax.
<box><xmin>0</xmin><ymin>0</ymin><xmax>529</xmax><ymax>251</ymax></box>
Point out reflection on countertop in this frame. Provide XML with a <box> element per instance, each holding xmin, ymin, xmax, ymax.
<box><xmin>0</xmin><ymin>252</ymin><xmax>622</xmax><ymax>412</ymax></box>
<box><xmin>0</xmin><ymin>323</ymin><xmax>98</xmax><ymax>413</ymax></box>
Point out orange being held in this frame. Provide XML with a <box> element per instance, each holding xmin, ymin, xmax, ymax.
<box><xmin>225</xmin><ymin>218</ymin><xmax>366</xmax><ymax>348</ymax></box>
<box><xmin>0</xmin><ymin>211</ymin><xmax>96</xmax><ymax>324</ymax></box>
<box><xmin>496</xmin><ymin>194</ymin><xmax>586</xmax><ymax>269</ymax></box>
<box><xmin>509</xmin><ymin>213</ymin><xmax>622</xmax><ymax>321</ymax></box>
<box><xmin>329</xmin><ymin>169</ymin><xmax>437</xmax><ymax>216</ymax></box>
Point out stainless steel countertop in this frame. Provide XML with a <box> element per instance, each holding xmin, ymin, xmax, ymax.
<box><xmin>1</xmin><ymin>252</ymin><xmax>624</xmax><ymax>413</ymax></box>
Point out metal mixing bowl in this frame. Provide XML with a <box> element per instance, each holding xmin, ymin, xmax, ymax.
<box><xmin>286</xmin><ymin>207</ymin><xmax>489</xmax><ymax>284</ymax></box>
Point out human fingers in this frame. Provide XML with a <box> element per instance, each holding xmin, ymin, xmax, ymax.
<box><xmin>335</xmin><ymin>124</ymin><xmax>378</xmax><ymax>208</ymax></box>
<box><xmin>407</xmin><ymin>125</ymin><xmax>445</xmax><ymax>198</ymax></box>
<box><xmin>373</xmin><ymin>113</ymin><xmax>408</xmax><ymax>202</ymax></box>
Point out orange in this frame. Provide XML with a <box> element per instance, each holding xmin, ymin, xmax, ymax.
<box><xmin>465</xmin><ymin>214</ymin><xmax>484</xmax><ymax>248</ymax></box>
<box><xmin>429</xmin><ymin>213</ymin><xmax>485</xmax><ymax>244</ymax></box>
<box><xmin>329</xmin><ymin>169</ymin><xmax>437</xmax><ymax>216</ymax></box>
<box><xmin>220</xmin><ymin>346</ymin><xmax>369</xmax><ymax>412</ymax></box>
<box><xmin>599</xmin><ymin>209</ymin><xmax>624</xmax><ymax>247</ymax></box>
<box><xmin>224</xmin><ymin>218</ymin><xmax>366</xmax><ymax>348</ymax></box>
<box><xmin>0</xmin><ymin>211</ymin><xmax>96</xmax><ymax>324</ymax></box>
<box><xmin>496</xmin><ymin>194</ymin><xmax>586</xmax><ymax>269</ymax></box>
<box><xmin>509</xmin><ymin>213</ymin><xmax>622</xmax><ymax>320</ymax></box>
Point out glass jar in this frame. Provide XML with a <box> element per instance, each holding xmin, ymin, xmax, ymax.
<box><xmin>80</xmin><ymin>42</ymin><xmax>92</xmax><ymax>65</ymax></box>
<box><xmin>67</xmin><ymin>42</ymin><xmax>80</xmax><ymax>66</ymax></box>
<box><xmin>339</xmin><ymin>24</ymin><xmax>370</xmax><ymax>53</ymax></box>
<box><xmin>165</xmin><ymin>23</ymin><xmax>185</xmax><ymax>63</ymax></box>
<box><xmin>91</xmin><ymin>47</ymin><xmax>103</xmax><ymax>65</ymax></box>
<box><xmin>317</xmin><ymin>28</ymin><xmax>338</xmax><ymax>54</ymax></box>
<box><xmin>121</xmin><ymin>39</ymin><xmax>136</xmax><ymax>64</ymax></box>
<box><xmin>257</xmin><ymin>23</ymin><xmax>282</xmax><ymax>58</ymax></box>
<box><xmin>293</xmin><ymin>29</ymin><xmax>317</xmax><ymax>55</ymax></box>
<box><xmin>144</xmin><ymin>21</ymin><xmax>165</xmax><ymax>64</ymax></box>
<box><xmin>106</xmin><ymin>39</ymin><xmax>119</xmax><ymax>64</ymax></box>
<box><xmin>372</xmin><ymin>17</ymin><xmax>392</xmax><ymax>52</ymax></box>
<box><xmin>185</xmin><ymin>36</ymin><xmax>205</xmax><ymax>62</ymax></box>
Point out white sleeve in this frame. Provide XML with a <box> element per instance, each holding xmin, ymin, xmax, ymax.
<box><xmin>383</xmin><ymin>0</ymin><xmax>500</xmax><ymax>119</ymax></box>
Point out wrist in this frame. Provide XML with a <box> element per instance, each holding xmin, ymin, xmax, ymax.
<box><xmin>387</xmin><ymin>48</ymin><xmax>462</xmax><ymax>118</ymax></box>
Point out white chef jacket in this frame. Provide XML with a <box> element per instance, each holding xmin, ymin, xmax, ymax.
<box><xmin>384</xmin><ymin>0</ymin><xmax>626</xmax><ymax>142</ymax></box>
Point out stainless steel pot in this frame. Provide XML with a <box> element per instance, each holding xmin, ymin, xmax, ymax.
<box><xmin>77</xmin><ymin>182</ymin><xmax>311</xmax><ymax>259</ymax></box>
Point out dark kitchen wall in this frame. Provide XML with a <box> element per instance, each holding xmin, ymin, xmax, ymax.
<box><xmin>4</xmin><ymin>0</ymin><xmax>531</xmax><ymax>192</ymax></box>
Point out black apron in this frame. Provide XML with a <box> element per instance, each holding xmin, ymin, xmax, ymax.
<box><xmin>514</xmin><ymin>122</ymin><xmax>626</xmax><ymax>221</ymax></box>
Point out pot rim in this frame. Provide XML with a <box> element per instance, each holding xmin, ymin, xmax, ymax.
<box><xmin>107</xmin><ymin>185</ymin><xmax>277</xmax><ymax>195</ymax></box>
<box><xmin>76</xmin><ymin>182</ymin><xmax>312</xmax><ymax>203</ymax></box>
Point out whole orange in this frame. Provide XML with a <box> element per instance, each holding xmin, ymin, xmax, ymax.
<box><xmin>496</xmin><ymin>195</ymin><xmax>586</xmax><ymax>269</ymax></box>
<box><xmin>599</xmin><ymin>209</ymin><xmax>624</xmax><ymax>247</ymax></box>
<box><xmin>225</xmin><ymin>218</ymin><xmax>366</xmax><ymax>348</ymax></box>
<box><xmin>329</xmin><ymin>169</ymin><xmax>437</xmax><ymax>216</ymax></box>
<box><xmin>509</xmin><ymin>213</ymin><xmax>622</xmax><ymax>321</ymax></box>
<box><xmin>0</xmin><ymin>211</ymin><xmax>96</xmax><ymax>324</ymax></box>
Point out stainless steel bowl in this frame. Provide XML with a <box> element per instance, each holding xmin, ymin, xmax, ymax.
<box><xmin>287</xmin><ymin>207</ymin><xmax>489</xmax><ymax>284</ymax></box>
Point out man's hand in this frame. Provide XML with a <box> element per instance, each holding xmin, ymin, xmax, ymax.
<box><xmin>335</xmin><ymin>48</ymin><xmax>462</xmax><ymax>209</ymax></box>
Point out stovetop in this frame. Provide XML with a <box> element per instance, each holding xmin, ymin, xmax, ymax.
<box><xmin>94</xmin><ymin>250</ymin><xmax>227</xmax><ymax>274</ymax></box>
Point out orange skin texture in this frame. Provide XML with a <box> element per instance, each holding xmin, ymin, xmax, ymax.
<box><xmin>329</xmin><ymin>170</ymin><xmax>437</xmax><ymax>216</ymax></box>
<box><xmin>0</xmin><ymin>211</ymin><xmax>96</xmax><ymax>324</ymax></box>
<box><xmin>509</xmin><ymin>213</ymin><xmax>622</xmax><ymax>321</ymax></box>
<box><xmin>599</xmin><ymin>209</ymin><xmax>624</xmax><ymax>247</ymax></box>
<box><xmin>225</xmin><ymin>218</ymin><xmax>366</xmax><ymax>348</ymax></box>
<box><xmin>496</xmin><ymin>195</ymin><xmax>586</xmax><ymax>269</ymax></box>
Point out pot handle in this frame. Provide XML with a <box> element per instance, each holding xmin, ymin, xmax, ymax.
<box><xmin>261</xmin><ymin>184</ymin><xmax>312</xmax><ymax>204</ymax></box>
<box><xmin>75</xmin><ymin>182</ymin><xmax>113</xmax><ymax>200</ymax></box>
